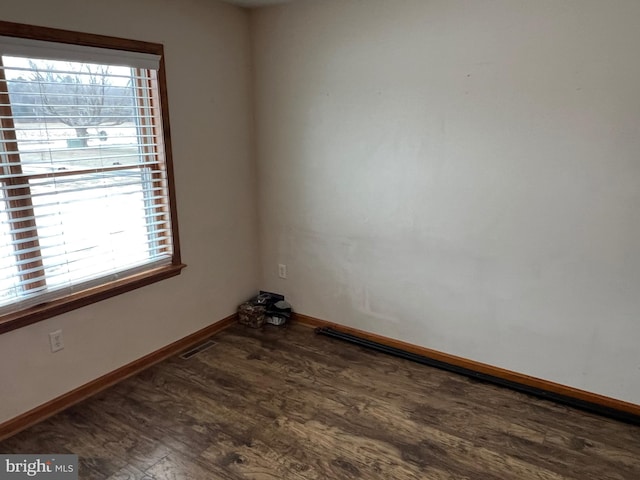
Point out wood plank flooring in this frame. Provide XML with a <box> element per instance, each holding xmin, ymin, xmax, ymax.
<box><xmin>1</xmin><ymin>323</ymin><xmax>639</xmax><ymax>479</ymax></box>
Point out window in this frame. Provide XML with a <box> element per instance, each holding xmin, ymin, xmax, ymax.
<box><xmin>0</xmin><ymin>21</ymin><xmax>184</xmax><ymax>333</ymax></box>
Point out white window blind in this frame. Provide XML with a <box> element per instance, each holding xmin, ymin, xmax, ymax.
<box><xmin>0</xmin><ymin>36</ymin><xmax>160</xmax><ymax>70</ymax></box>
<box><xmin>0</xmin><ymin>46</ymin><xmax>174</xmax><ymax>313</ymax></box>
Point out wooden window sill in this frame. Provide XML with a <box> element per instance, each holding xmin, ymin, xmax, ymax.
<box><xmin>0</xmin><ymin>263</ymin><xmax>186</xmax><ymax>334</ymax></box>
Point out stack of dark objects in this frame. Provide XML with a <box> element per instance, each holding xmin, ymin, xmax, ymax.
<box><xmin>238</xmin><ymin>291</ymin><xmax>292</xmax><ymax>328</ymax></box>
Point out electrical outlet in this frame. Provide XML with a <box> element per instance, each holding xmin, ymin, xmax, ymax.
<box><xmin>278</xmin><ymin>263</ymin><xmax>287</xmax><ymax>279</ymax></box>
<box><xmin>49</xmin><ymin>329</ymin><xmax>64</xmax><ymax>353</ymax></box>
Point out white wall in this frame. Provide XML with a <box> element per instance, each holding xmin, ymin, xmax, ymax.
<box><xmin>0</xmin><ymin>0</ymin><xmax>258</xmax><ymax>422</ymax></box>
<box><xmin>252</xmin><ymin>0</ymin><xmax>640</xmax><ymax>403</ymax></box>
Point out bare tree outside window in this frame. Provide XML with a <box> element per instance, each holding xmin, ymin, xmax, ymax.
<box><xmin>27</xmin><ymin>61</ymin><xmax>134</xmax><ymax>148</ymax></box>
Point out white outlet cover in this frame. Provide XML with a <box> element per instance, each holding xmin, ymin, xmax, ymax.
<box><xmin>49</xmin><ymin>329</ymin><xmax>64</xmax><ymax>353</ymax></box>
<box><xmin>278</xmin><ymin>264</ymin><xmax>287</xmax><ymax>278</ymax></box>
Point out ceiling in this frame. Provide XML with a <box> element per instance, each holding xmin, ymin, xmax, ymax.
<box><xmin>221</xmin><ymin>0</ymin><xmax>295</xmax><ymax>8</ymax></box>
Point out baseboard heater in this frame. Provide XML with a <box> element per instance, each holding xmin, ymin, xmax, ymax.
<box><xmin>315</xmin><ymin>326</ymin><xmax>640</xmax><ymax>426</ymax></box>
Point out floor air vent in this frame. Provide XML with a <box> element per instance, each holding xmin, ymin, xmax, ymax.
<box><xmin>179</xmin><ymin>339</ymin><xmax>217</xmax><ymax>359</ymax></box>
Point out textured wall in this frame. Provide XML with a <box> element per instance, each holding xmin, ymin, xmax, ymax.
<box><xmin>252</xmin><ymin>0</ymin><xmax>640</xmax><ymax>403</ymax></box>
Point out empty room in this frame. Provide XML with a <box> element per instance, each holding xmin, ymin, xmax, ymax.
<box><xmin>0</xmin><ymin>0</ymin><xmax>639</xmax><ymax>478</ymax></box>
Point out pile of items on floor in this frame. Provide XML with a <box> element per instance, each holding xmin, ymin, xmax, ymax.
<box><xmin>238</xmin><ymin>291</ymin><xmax>292</xmax><ymax>328</ymax></box>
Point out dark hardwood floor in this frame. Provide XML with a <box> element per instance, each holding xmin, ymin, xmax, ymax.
<box><xmin>2</xmin><ymin>323</ymin><xmax>640</xmax><ymax>479</ymax></box>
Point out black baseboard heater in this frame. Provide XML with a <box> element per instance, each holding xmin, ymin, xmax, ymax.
<box><xmin>315</xmin><ymin>326</ymin><xmax>640</xmax><ymax>426</ymax></box>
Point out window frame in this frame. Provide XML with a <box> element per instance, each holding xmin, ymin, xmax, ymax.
<box><xmin>0</xmin><ymin>20</ymin><xmax>185</xmax><ymax>334</ymax></box>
